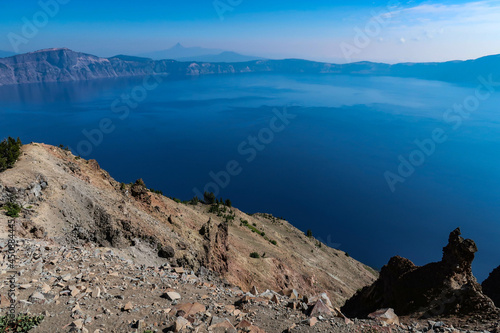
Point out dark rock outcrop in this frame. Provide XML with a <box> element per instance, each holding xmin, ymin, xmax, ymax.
<box><xmin>483</xmin><ymin>266</ymin><xmax>500</xmax><ymax>308</ymax></box>
<box><xmin>201</xmin><ymin>218</ymin><xmax>229</xmax><ymax>275</ymax></box>
<box><xmin>342</xmin><ymin>228</ymin><xmax>499</xmax><ymax>319</ymax></box>
<box><xmin>130</xmin><ymin>179</ymin><xmax>151</xmax><ymax>205</ymax></box>
<box><xmin>158</xmin><ymin>244</ymin><xmax>175</xmax><ymax>259</ymax></box>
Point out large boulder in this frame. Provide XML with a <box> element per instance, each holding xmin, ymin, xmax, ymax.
<box><xmin>482</xmin><ymin>266</ymin><xmax>500</xmax><ymax>308</ymax></box>
<box><xmin>342</xmin><ymin>228</ymin><xmax>499</xmax><ymax>319</ymax></box>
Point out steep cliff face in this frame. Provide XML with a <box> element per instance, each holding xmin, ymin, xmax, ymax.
<box><xmin>0</xmin><ymin>48</ymin><xmax>252</xmax><ymax>85</ymax></box>
<box><xmin>0</xmin><ymin>49</ymin><xmax>119</xmax><ymax>85</ymax></box>
<box><xmin>1</xmin><ymin>48</ymin><xmax>500</xmax><ymax>86</ymax></box>
<box><xmin>0</xmin><ymin>48</ymin><xmax>349</xmax><ymax>86</ymax></box>
<box><xmin>342</xmin><ymin>228</ymin><xmax>499</xmax><ymax>319</ymax></box>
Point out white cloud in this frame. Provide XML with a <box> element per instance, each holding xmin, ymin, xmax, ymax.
<box><xmin>365</xmin><ymin>0</ymin><xmax>500</xmax><ymax>61</ymax></box>
<box><xmin>391</xmin><ymin>0</ymin><xmax>500</xmax><ymax>26</ymax></box>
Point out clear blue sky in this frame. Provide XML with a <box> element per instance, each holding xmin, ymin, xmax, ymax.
<box><xmin>0</xmin><ymin>0</ymin><xmax>499</xmax><ymax>63</ymax></box>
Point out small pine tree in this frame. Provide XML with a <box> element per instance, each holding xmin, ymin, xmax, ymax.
<box><xmin>306</xmin><ymin>229</ymin><xmax>313</xmax><ymax>237</ymax></box>
<box><xmin>225</xmin><ymin>199</ymin><xmax>232</xmax><ymax>207</ymax></box>
<box><xmin>0</xmin><ymin>137</ymin><xmax>22</xmax><ymax>172</ymax></box>
<box><xmin>204</xmin><ymin>192</ymin><xmax>216</xmax><ymax>205</ymax></box>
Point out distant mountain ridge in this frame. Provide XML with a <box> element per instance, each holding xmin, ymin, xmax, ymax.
<box><xmin>0</xmin><ymin>47</ymin><xmax>499</xmax><ymax>86</ymax></box>
<box><xmin>176</xmin><ymin>51</ymin><xmax>265</xmax><ymax>63</ymax></box>
<box><xmin>139</xmin><ymin>42</ymin><xmax>225</xmax><ymax>60</ymax></box>
<box><xmin>139</xmin><ymin>43</ymin><xmax>264</xmax><ymax>62</ymax></box>
<box><xmin>0</xmin><ymin>50</ymin><xmax>17</xmax><ymax>58</ymax></box>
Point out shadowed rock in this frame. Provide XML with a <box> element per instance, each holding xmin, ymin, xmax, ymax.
<box><xmin>342</xmin><ymin>228</ymin><xmax>499</xmax><ymax>319</ymax></box>
<box><xmin>482</xmin><ymin>266</ymin><xmax>500</xmax><ymax>308</ymax></box>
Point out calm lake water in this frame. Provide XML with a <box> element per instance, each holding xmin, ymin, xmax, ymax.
<box><xmin>1</xmin><ymin>73</ymin><xmax>499</xmax><ymax>281</ymax></box>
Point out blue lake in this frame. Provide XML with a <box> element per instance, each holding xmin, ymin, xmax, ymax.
<box><xmin>1</xmin><ymin>73</ymin><xmax>499</xmax><ymax>281</ymax></box>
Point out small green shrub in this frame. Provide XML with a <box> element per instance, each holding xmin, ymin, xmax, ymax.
<box><xmin>189</xmin><ymin>196</ymin><xmax>199</xmax><ymax>205</ymax></box>
<box><xmin>208</xmin><ymin>204</ymin><xmax>219</xmax><ymax>214</ymax></box>
<box><xmin>250</xmin><ymin>252</ymin><xmax>260</xmax><ymax>259</ymax></box>
<box><xmin>306</xmin><ymin>229</ymin><xmax>313</xmax><ymax>237</ymax></box>
<box><xmin>150</xmin><ymin>188</ymin><xmax>163</xmax><ymax>195</ymax></box>
<box><xmin>270</xmin><ymin>240</ymin><xmax>277</xmax><ymax>246</ymax></box>
<box><xmin>0</xmin><ymin>314</ymin><xmax>44</xmax><ymax>332</ymax></box>
<box><xmin>3</xmin><ymin>202</ymin><xmax>21</xmax><ymax>218</ymax></box>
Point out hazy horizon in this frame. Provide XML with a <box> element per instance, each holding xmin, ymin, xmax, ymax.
<box><xmin>4</xmin><ymin>43</ymin><xmax>500</xmax><ymax>65</ymax></box>
<box><xmin>1</xmin><ymin>0</ymin><xmax>500</xmax><ymax>64</ymax></box>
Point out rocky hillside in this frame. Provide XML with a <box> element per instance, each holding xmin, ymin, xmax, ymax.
<box><xmin>1</xmin><ymin>144</ymin><xmax>500</xmax><ymax>333</ymax></box>
<box><xmin>1</xmin><ymin>48</ymin><xmax>500</xmax><ymax>86</ymax></box>
<box><xmin>1</xmin><ymin>238</ymin><xmax>499</xmax><ymax>333</ymax></box>
<box><xmin>0</xmin><ymin>143</ymin><xmax>376</xmax><ymax>306</ymax></box>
